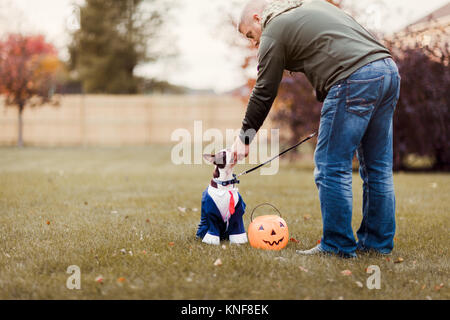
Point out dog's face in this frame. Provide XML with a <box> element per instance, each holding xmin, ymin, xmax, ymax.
<box><xmin>203</xmin><ymin>149</ymin><xmax>237</xmax><ymax>177</ymax></box>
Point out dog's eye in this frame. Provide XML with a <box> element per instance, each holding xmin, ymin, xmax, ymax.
<box><xmin>258</xmin><ymin>225</ymin><xmax>264</xmax><ymax>231</ymax></box>
<box><xmin>279</xmin><ymin>222</ymin><xmax>285</xmax><ymax>227</ymax></box>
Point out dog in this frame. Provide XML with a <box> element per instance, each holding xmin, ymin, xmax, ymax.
<box><xmin>196</xmin><ymin>149</ymin><xmax>248</xmax><ymax>245</ymax></box>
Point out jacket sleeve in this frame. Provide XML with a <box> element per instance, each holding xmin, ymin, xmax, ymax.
<box><xmin>239</xmin><ymin>35</ymin><xmax>285</xmax><ymax>144</ymax></box>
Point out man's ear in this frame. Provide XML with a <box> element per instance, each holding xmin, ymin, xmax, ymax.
<box><xmin>253</xmin><ymin>13</ymin><xmax>260</xmax><ymax>23</ymax></box>
<box><xmin>203</xmin><ymin>154</ymin><xmax>216</xmax><ymax>164</ymax></box>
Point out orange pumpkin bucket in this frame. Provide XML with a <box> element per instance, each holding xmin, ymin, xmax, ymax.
<box><xmin>248</xmin><ymin>203</ymin><xmax>289</xmax><ymax>250</ymax></box>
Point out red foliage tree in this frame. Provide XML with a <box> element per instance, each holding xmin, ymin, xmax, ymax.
<box><xmin>0</xmin><ymin>34</ymin><xmax>61</xmax><ymax>147</ymax></box>
<box><xmin>393</xmin><ymin>49</ymin><xmax>449</xmax><ymax>170</ymax></box>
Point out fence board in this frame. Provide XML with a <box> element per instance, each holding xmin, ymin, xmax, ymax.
<box><xmin>0</xmin><ymin>94</ymin><xmax>272</xmax><ymax>146</ymax></box>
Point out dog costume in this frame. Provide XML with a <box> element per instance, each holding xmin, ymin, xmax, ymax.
<box><xmin>196</xmin><ymin>185</ymin><xmax>248</xmax><ymax>245</ymax></box>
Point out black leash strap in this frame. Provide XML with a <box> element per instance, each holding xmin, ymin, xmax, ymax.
<box><xmin>237</xmin><ymin>132</ymin><xmax>317</xmax><ymax>178</ymax></box>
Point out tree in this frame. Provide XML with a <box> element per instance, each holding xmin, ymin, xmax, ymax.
<box><xmin>385</xmin><ymin>31</ymin><xmax>450</xmax><ymax>171</ymax></box>
<box><xmin>0</xmin><ymin>34</ymin><xmax>61</xmax><ymax>147</ymax></box>
<box><xmin>69</xmin><ymin>0</ymin><xmax>173</xmax><ymax>94</ymax></box>
<box><xmin>271</xmin><ymin>73</ymin><xmax>322</xmax><ymax>147</ymax></box>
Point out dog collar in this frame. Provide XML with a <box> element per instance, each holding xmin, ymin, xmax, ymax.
<box><xmin>213</xmin><ymin>174</ymin><xmax>240</xmax><ymax>187</ymax></box>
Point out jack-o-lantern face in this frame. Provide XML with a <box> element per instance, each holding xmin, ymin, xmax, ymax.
<box><xmin>248</xmin><ymin>215</ymin><xmax>289</xmax><ymax>250</ymax></box>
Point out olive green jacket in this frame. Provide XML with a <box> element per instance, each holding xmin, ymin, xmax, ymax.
<box><xmin>240</xmin><ymin>0</ymin><xmax>391</xmax><ymax>144</ymax></box>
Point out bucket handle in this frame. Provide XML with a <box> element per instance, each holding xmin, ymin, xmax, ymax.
<box><xmin>250</xmin><ymin>203</ymin><xmax>282</xmax><ymax>222</ymax></box>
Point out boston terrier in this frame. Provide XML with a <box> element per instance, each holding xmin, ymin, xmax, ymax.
<box><xmin>196</xmin><ymin>149</ymin><xmax>248</xmax><ymax>245</ymax></box>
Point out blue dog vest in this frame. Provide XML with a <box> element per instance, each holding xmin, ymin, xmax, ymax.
<box><xmin>196</xmin><ymin>186</ymin><xmax>246</xmax><ymax>242</ymax></box>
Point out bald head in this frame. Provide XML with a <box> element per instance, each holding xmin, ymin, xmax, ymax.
<box><xmin>238</xmin><ymin>0</ymin><xmax>269</xmax><ymax>34</ymax></box>
<box><xmin>238</xmin><ymin>0</ymin><xmax>269</xmax><ymax>48</ymax></box>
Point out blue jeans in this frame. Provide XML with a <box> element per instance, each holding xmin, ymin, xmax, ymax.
<box><xmin>314</xmin><ymin>58</ymin><xmax>401</xmax><ymax>257</ymax></box>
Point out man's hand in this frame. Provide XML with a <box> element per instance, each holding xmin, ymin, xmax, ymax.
<box><xmin>231</xmin><ymin>136</ymin><xmax>250</xmax><ymax>164</ymax></box>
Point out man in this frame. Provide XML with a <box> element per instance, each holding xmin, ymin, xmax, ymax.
<box><xmin>231</xmin><ymin>0</ymin><xmax>401</xmax><ymax>258</ymax></box>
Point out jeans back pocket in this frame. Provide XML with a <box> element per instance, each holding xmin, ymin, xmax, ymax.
<box><xmin>346</xmin><ymin>75</ymin><xmax>384</xmax><ymax>117</ymax></box>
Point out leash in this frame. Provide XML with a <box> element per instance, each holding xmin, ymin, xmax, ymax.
<box><xmin>216</xmin><ymin>132</ymin><xmax>317</xmax><ymax>186</ymax></box>
<box><xmin>237</xmin><ymin>132</ymin><xmax>317</xmax><ymax>178</ymax></box>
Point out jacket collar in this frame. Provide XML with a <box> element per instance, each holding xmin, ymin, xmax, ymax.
<box><xmin>261</xmin><ymin>0</ymin><xmax>304</xmax><ymax>31</ymax></box>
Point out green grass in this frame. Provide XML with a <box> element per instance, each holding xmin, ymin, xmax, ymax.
<box><xmin>0</xmin><ymin>146</ymin><xmax>448</xmax><ymax>300</ymax></box>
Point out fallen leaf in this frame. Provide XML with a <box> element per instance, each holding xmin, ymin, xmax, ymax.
<box><xmin>84</xmin><ymin>201</ymin><xmax>88</xmax><ymax>205</ymax></box>
<box><xmin>303</xmin><ymin>214</ymin><xmax>312</xmax><ymax>221</ymax></box>
<box><xmin>168</xmin><ymin>242</ymin><xmax>175</xmax><ymax>246</ymax></box>
<box><xmin>341</xmin><ymin>270</ymin><xmax>352</xmax><ymax>276</ymax></box>
<box><xmin>221</xmin><ymin>245</ymin><xmax>227</xmax><ymax>250</ymax></box>
<box><xmin>435</xmin><ymin>283</ymin><xmax>444</xmax><ymax>291</ymax></box>
<box><xmin>111</xmin><ymin>210</ymin><xmax>118</xmax><ymax>214</ymax></box>
<box><xmin>317</xmin><ymin>239</ymin><xmax>321</xmax><ymax>244</ymax></box>
<box><xmin>178</xmin><ymin>207</ymin><xmax>186</xmax><ymax>213</ymax></box>
<box><xmin>117</xmin><ymin>277</ymin><xmax>126</xmax><ymax>283</ymax></box>
<box><xmin>394</xmin><ymin>257</ymin><xmax>404</xmax><ymax>264</ymax></box>
<box><xmin>426</xmin><ymin>296</ymin><xmax>432</xmax><ymax>300</ymax></box>
<box><xmin>355</xmin><ymin>281</ymin><xmax>364</xmax><ymax>288</ymax></box>
<box><xmin>120</xmin><ymin>248</ymin><xmax>127</xmax><ymax>255</ymax></box>
<box><xmin>386</xmin><ymin>257</ymin><xmax>391</xmax><ymax>262</ymax></box>
<box><xmin>46</xmin><ymin>221</ymin><xmax>51</xmax><ymax>225</ymax></box>
<box><xmin>214</xmin><ymin>258</ymin><xmax>222</xmax><ymax>266</ymax></box>
<box><xmin>146</xmin><ymin>219</ymin><xmax>150</xmax><ymax>223</ymax></box>
<box><xmin>142</xmin><ymin>250</ymin><xmax>147</xmax><ymax>254</ymax></box>
<box><xmin>421</xmin><ymin>284</ymin><xmax>426</xmax><ymax>290</ymax></box>
<box><xmin>192</xmin><ymin>208</ymin><xmax>198</xmax><ymax>212</ymax></box>
<box><xmin>275</xmin><ymin>257</ymin><xmax>287</xmax><ymax>262</ymax></box>
<box><xmin>298</xmin><ymin>266</ymin><xmax>309</xmax><ymax>272</ymax></box>
<box><xmin>290</xmin><ymin>237</ymin><xmax>299</xmax><ymax>243</ymax></box>
<box><xmin>95</xmin><ymin>276</ymin><xmax>104</xmax><ymax>284</ymax></box>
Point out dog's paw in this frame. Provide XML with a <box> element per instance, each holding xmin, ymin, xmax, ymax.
<box><xmin>229</xmin><ymin>233</ymin><xmax>248</xmax><ymax>244</ymax></box>
<box><xmin>202</xmin><ymin>233</ymin><xmax>220</xmax><ymax>245</ymax></box>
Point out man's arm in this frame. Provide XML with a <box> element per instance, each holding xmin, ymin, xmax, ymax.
<box><xmin>239</xmin><ymin>35</ymin><xmax>286</xmax><ymax>145</ymax></box>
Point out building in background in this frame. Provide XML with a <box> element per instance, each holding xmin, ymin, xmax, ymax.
<box><xmin>389</xmin><ymin>2</ymin><xmax>450</xmax><ymax>63</ymax></box>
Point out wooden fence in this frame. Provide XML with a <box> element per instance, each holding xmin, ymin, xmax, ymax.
<box><xmin>0</xmin><ymin>94</ymin><xmax>271</xmax><ymax>146</ymax></box>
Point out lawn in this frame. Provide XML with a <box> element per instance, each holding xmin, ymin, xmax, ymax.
<box><xmin>0</xmin><ymin>146</ymin><xmax>448</xmax><ymax>300</ymax></box>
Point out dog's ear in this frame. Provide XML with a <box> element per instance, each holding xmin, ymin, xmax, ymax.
<box><xmin>214</xmin><ymin>151</ymin><xmax>227</xmax><ymax>168</ymax></box>
<box><xmin>203</xmin><ymin>154</ymin><xmax>215</xmax><ymax>164</ymax></box>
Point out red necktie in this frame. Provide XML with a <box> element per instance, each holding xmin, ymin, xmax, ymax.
<box><xmin>228</xmin><ymin>191</ymin><xmax>235</xmax><ymax>215</ymax></box>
